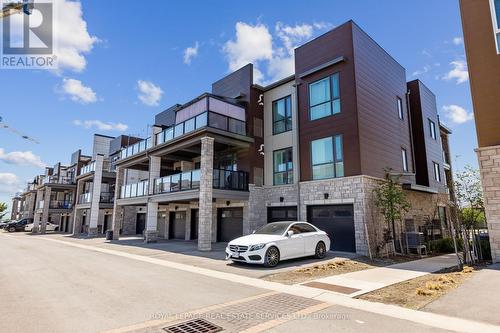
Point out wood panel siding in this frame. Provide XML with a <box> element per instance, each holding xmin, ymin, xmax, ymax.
<box><xmin>295</xmin><ymin>21</ymin><xmax>361</xmax><ymax>181</ymax></box>
<box><xmin>407</xmin><ymin>80</ymin><xmax>446</xmax><ymax>190</ymax></box>
<box><xmin>460</xmin><ymin>0</ymin><xmax>500</xmax><ymax>147</ymax></box>
<box><xmin>352</xmin><ymin>23</ymin><xmax>414</xmax><ymax>180</ymax></box>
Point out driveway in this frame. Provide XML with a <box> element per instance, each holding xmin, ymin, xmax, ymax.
<box><xmin>424</xmin><ymin>263</ymin><xmax>500</xmax><ymax>326</ymax></box>
<box><xmin>38</xmin><ymin>233</ymin><xmax>360</xmax><ymax>279</ymax></box>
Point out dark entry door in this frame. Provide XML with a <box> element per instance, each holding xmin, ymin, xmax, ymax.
<box><xmin>217</xmin><ymin>208</ymin><xmax>243</xmax><ymax>242</ymax></box>
<box><xmin>169</xmin><ymin>212</ymin><xmax>186</xmax><ymax>239</ymax></box>
<box><xmin>136</xmin><ymin>213</ymin><xmax>146</xmax><ymax>235</ymax></box>
<box><xmin>81</xmin><ymin>215</ymin><xmax>86</xmax><ymax>234</ymax></box>
<box><xmin>103</xmin><ymin>214</ymin><xmax>109</xmax><ymax>233</ymax></box>
<box><xmin>307</xmin><ymin>205</ymin><xmax>355</xmax><ymax>252</ymax></box>
<box><xmin>191</xmin><ymin>209</ymin><xmax>199</xmax><ymax>240</ymax></box>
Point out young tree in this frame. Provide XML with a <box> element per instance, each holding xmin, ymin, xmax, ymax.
<box><xmin>454</xmin><ymin>165</ymin><xmax>485</xmax><ymax>263</ymax></box>
<box><xmin>0</xmin><ymin>202</ymin><xmax>7</xmax><ymax>220</ymax></box>
<box><xmin>374</xmin><ymin>170</ymin><xmax>411</xmax><ymax>255</ymax></box>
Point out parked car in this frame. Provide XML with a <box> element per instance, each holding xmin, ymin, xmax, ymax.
<box><xmin>0</xmin><ymin>220</ymin><xmax>11</xmax><ymax>230</ymax></box>
<box><xmin>4</xmin><ymin>219</ymin><xmax>30</xmax><ymax>232</ymax></box>
<box><xmin>24</xmin><ymin>222</ymin><xmax>59</xmax><ymax>232</ymax></box>
<box><xmin>225</xmin><ymin>221</ymin><xmax>331</xmax><ymax>267</ymax></box>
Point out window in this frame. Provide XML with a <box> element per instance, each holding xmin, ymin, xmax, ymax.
<box><xmin>272</xmin><ymin>95</ymin><xmax>292</xmax><ymax>134</ymax></box>
<box><xmin>397</xmin><ymin>97</ymin><xmax>404</xmax><ymax>120</ymax></box>
<box><xmin>273</xmin><ymin>148</ymin><xmax>293</xmax><ymax>185</ymax></box>
<box><xmin>401</xmin><ymin>148</ymin><xmax>408</xmax><ymax>172</ymax></box>
<box><xmin>433</xmin><ymin>162</ymin><xmax>441</xmax><ymax>182</ymax></box>
<box><xmin>429</xmin><ymin>119</ymin><xmax>437</xmax><ymax>140</ymax></box>
<box><xmin>294</xmin><ymin>223</ymin><xmax>316</xmax><ymax>233</ymax></box>
<box><xmin>490</xmin><ymin>0</ymin><xmax>500</xmax><ymax>53</ymax></box>
<box><xmin>311</xmin><ymin>135</ymin><xmax>344</xmax><ymax>180</ymax></box>
<box><xmin>309</xmin><ymin>73</ymin><xmax>340</xmax><ymax>120</ymax></box>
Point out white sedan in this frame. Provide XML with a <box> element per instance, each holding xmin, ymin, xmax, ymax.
<box><xmin>225</xmin><ymin>221</ymin><xmax>331</xmax><ymax>267</ymax></box>
<box><xmin>25</xmin><ymin>222</ymin><xmax>59</xmax><ymax>232</ymax></box>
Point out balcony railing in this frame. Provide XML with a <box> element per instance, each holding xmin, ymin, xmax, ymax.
<box><xmin>155</xmin><ymin>111</ymin><xmax>246</xmax><ymax>147</ymax></box>
<box><xmin>43</xmin><ymin>176</ymin><xmax>74</xmax><ymax>185</ymax></box>
<box><xmin>213</xmin><ymin>169</ymin><xmax>249</xmax><ymax>191</ymax></box>
<box><xmin>99</xmin><ymin>192</ymin><xmax>114</xmax><ymax>203</ymax></box>
<box><xmin>80</xmin><ymin>161</ymin><xmax>95</xmax><ymax>175</ymax></box>
<box><xmin>78</xmin><ymin>192</ymin><xmax>92</xmax><ymax>204</ymax></box>
<box><xmin>120</xmin><ymin>180</ymin><xmax>149</xmax><ymax>199</ymax></box>
<box><xmin>119</xmin><ymin>137</ymin><xmax>152</xmax><ymax>160</ymax></box>
<box><xmin>49</xmin><ymin>200</ymin><xmax>73</xmax><ymax>209</ymax></box>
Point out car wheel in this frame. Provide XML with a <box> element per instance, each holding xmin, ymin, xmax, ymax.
<box><xmin>8</xmin><ymin>227</ymin><xmax>16</xmax><ymax>233</ymax></box>
<box><xmin>314</xmin><ymin>241</ymin><xmax>327</xmax><ymax>259</ymax></box>
<box><xmin>264</xmin><ymin>246</ymin><xmax>280</xmax><ymax>267</ymax></box>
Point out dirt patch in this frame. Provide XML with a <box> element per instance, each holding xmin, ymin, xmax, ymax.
<box><xmin>357</xmin><ymin>266</ymin><xmax>477</xmax><ymax>309</ymax></box>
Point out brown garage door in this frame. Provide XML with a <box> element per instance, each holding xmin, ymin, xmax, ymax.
<box><xmin>217</xmin><ymin>208</ymin><xmax>243</xmax><ymax>242</ymax></box>
<box><xmin>307</xmin><ymin>205</ymin><xmax>355</xmax><ymax>252</ymax></box>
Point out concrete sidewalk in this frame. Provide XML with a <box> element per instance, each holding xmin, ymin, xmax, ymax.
<box><xmin>424</xmin><ymin>263</ymin><xmax>500</xmax><ymax>326</ymax></box>
<box><xmin>308</xmin><ymin>254</ymin><xmax>460</xmax><ymax>297</ymax></box>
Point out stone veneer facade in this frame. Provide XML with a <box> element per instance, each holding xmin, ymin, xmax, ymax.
<box><xmin>477</xmin><ymin>145</ymin><xmax>500</xmax><ymax>263</ymax></box>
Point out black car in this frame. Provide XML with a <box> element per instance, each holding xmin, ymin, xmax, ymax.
<box><xmin>0</xmin><ymin>221</ymin><xmax>11</xmax><ymax>230</ymax></box>
<box><xmin>4</xmin><ymin>219</ymin><xmax>29</xmax><ymax>232</ymax></box>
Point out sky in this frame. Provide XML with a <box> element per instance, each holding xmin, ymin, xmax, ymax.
<box><xmin>0</xmin><ymin>0</ymin><xmax>478</xmax><ymax>212</ymax></box>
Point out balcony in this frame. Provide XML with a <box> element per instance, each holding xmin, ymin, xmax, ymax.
<box><xmin>119</xmin><ymin>137</ymin><xmax>152</xmax><ymax>160</ymax></box>
<box><xmin>155</xmin><ymin>111</ymin><xmax>246</xmax><ymax>147</ymax></box>
<box><xmin>49</xmin><ymin>200</ymin><xmax>73</xmax><ymax>209</ymax></box>
<box><xmin>78</xmin><ymin>192</ymin><xmax>92</xmax><ymax>204</ymax></box>
<box><xmin>120</xmin><ymin>180</ymin><xmax>149</xmax><ymax>199</ymax></box>
<box><xmin>43</xmin><ymin>176</ymin><xmax>74</xmax><ymax>185</ymax></box>
<box><xmin>80</xmin><ymin>161</ymin><xmax>95</xmax><ymax>175</ymax></box>
<box><xmin>99</xmin><ymin>192</ymin><xmax>114</xmax><ymax>203</ymax></box>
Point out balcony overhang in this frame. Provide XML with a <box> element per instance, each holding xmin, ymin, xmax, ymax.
<box><xmin>402</xmin><ymin>183</ymin><xmax>439</xmax><ymax>194</ymax></box>
<box><xmin>149</xmin><ymin>188</ymin><xmax>249</xmax><ymax>204</ymax></box>
<box><xmin>38</xmin><ymin>183</ymin><xmax>76</xmax><ymax>190</ymax></box>
<box><xmin>75</xmin><ymin>203</ymin><xmax>91</xmax><ymax>210</ymax></box>
<box><xmin>116</xmin><ymin>196</ymin><xmax>148</xmax><ymax>206</ymax></box>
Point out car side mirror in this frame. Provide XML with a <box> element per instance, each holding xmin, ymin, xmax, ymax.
<box><xmin>287</xmin><ymin>230</ymin><xmax>294</xmax><ymax>237</ymax></box>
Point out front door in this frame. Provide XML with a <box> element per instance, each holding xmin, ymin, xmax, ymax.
<box><xmin>103</xmin><ymin>214</ymin><xmax>109</xmax><ymax>233</ymax></box>
<box><xmin>191</xmin><ymin>209</ymin><xmax>199</xmax><ymax>240</ymax></box>
<box><xmin>169</xmin><ymin>212</ymin><xmax>186</xmax><ymax>239</ymax></box>
<box><xmin>136</xmin><ymin>213</ymin><xmax>146</xmax><ymax>235</ymax></box>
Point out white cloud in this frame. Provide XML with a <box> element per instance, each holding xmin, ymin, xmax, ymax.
<box><xmin>412</xmin><ymin>65</ymin><xmax>431</xmax><ymax>76</ymax></box>
<box><xmin>137</xmin><ymin>80</ymin><xmax>163</xmax><ymax>106</ymax></box>
<box><xmin>183</xmin><ymin>41</ymin><xmax>199</xmax><ymax>64</ymax></box>
<box><xmin>442</xmin><ymin>60</ymin><xmax>469</xmax><ymax>84</ymax></box>
<box><xmin>73</xmin><ymin>120</ymin><xmax>128</xmax><ymax>132</ymax></box>
<box><xmin>61</xmin><ymin>78</ymin><xmax>97</xmax><ymax>104</ymax></box>
<box><xmin>442</xmin><ymin>105</ymin><xmax>474</xmax><ymax>124</ymax></box>
<box><xmin>0</xmin><ymin>173</ymin><xmax>20</xmax><ymax>194</ymax></box>
<box><xmin>452</xmin><ymin>37</ymin><xmax>463</xmax><ymax>45</ymax></box>
<box><xmin>222</xmin><ymin>21</ymin><xmax>330</xmax><ymax>84</ymax></box>
<box><xmin>0</xmin><ymin>149</ymin><xmax>46</xmax><ymax>168</ymax></box>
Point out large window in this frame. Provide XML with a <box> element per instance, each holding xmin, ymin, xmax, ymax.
<box><xmin>273</xmin><ymin>148</ymin><xmax>293</xmax><ymax>185</ymax></box>
<box><xmin>397</xmin><ymin>97</ymin><xmax>404</xmax><ymax>120</ymax></box>
<box><xmin>401</xmin><ymin>148</ymin><xmax>409</xmax><ymax>172</ymax></box>
<box><xmin>311</xmin><ymin>135</ymin><xmax>344</xmax><ymax>180</ymax></box>
<box><xmin>309</xmin><ymin>73</ymin><xmax>341</xmax><ymax>121</ymax></box>
<box><xmin>490</xmin><ymin>0</ymin><xmax>500</xmax><ymax>53</ymax></box>
<box><xmin>433</xmin><ymin>162</ymin><xmax>441</xmax><ymax>182</ymax></box>
<box><xmin>272</xmin><ymin>95</ymin><xmax>292</xmax><ymax>135</ymax></box>
<box><xmin>429</xmin><ymin>119</ymin><xmax>437</xmax><ymax>140</ymax></box>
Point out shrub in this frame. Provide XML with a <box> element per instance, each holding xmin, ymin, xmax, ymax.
<box><xmin>427</xmin><ymin>238</ymin><xmax>462</xmax><ymax>254</ymax></box>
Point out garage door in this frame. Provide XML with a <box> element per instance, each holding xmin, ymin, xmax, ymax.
<box><xmin>217</xmin><ymin>208</ymin><xmax>243</xmax><ymax>242</ymax></box>
<box><xmin>169</xmin><ymin>212</ymin><xmax>186</xmax><ymax>239</ymax></box>
<box><xmin>307</xmin><ymin>205</ymin><xmax>355</xmax><ymax>252</ymax></box>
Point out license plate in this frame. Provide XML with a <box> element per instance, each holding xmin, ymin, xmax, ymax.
<box><xmin>231</xmin><ymin>252</ymin><xmax>240</xmax><ymax>259</ymax></box>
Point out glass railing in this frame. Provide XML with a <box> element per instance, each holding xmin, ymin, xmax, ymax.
<box><xmin>153</xmin><ymin>168</ymin><xmax>248</xmax><ymax>194</ymax></box>
<box><xmin>49</xmin><ymin>200</ymin><xmax>73</xmax><ymax>209</ymax></box>
<box><xmin>155</xmin><ymin>111</ymin><xmax>246</xmax><ymax>147</ymax></box>
<box><xmin>80</xmin><ymin>161</ymin><xmax>96</xmax><ymax>175</ymax></box>
<box><xmin>120</xmin><ymin>180</ymin><xmax>149</xmax><ymax>199</ymax></box>
<box><xmin>78</xmin><ymin>192</ymin><xmax>92</xmax><ymax>204</ymax></box>
<box><xmin>119</xmin><ymin>137</ymin><xmax>152</xmax><ymax>160</ymax></box>
<box><xmin>43</xmin><ymin>176</ymin><xmax>74</xmax><ymax>185</ymax></box>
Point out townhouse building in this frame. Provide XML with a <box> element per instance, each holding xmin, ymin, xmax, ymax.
<box><xmin>109</xmin><ymin>21</ymin><xmax>454</xmax><ymax>255</ymax></box>
<box><xmin>459</xmin><ymin>0</ymin><xmax>500</xmax><ymax>262</ymax></box>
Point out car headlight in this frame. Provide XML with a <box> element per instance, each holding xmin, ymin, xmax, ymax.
<box><xmin>249</xmin><ymin>243</ymin><xmax>266</xmax><ymax>251</ymax></box>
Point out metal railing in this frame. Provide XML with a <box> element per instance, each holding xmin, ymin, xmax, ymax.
<box><xmin>119</xmin><ymin>137</ymin><xmax>152</xmax><ymax>160</ymax></box>
<box><xmin>213</xmin><ymin>169</ymin><xmax>249</xmax><ymax>191</ymax></box>
<box><xmin>155</xmin><ymin>111</ymin><xmax>246</xmax><ymax>147</ymax></box>
<box><xmin>43</xmin><ymin>176</ymin><xmax>74</xmax><ymax>185</ymax></box>
<box><xmin>99</xmin><ymin>192</ymin><xmax>114</xmax><ymax>203</ymax></box>
<box><xmin>49</xmin><ymin>200</ymin><xmax>73</xmax><ymax>209</ymax></box>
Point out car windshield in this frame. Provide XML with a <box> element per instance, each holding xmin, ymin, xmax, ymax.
<box><xmin>254</xmin><ymin>222</ymin><xmax>290</xmax><ymax>235</ymax></box>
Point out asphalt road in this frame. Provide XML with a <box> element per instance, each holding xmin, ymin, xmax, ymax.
<box><xmin>0</xmin><ymin>233</ymin><xmax>458</xmax><ymax>333</ymax></box>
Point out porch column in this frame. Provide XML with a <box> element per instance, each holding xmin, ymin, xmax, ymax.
<box><xmin>88</xmin><ymin>155</ymin><xmax>104</xmax><ymax>236</ymax></box>
<box><xmin>72</xmin><ymin>179</ymin><xmax>84</xmax><ymax>235</ymax></box>
<box><xmin>198</xmin><ymin>137</ymin><xmax>214</xmax><ymax>251</ymax></box>
<box><xmin>40</xmin><ymin>187</ymin><xmax>51</xmax><ymax>234</ymax></box>
<box><xmin>144</xmin><ymin>155</ymin><xmax>161</xmax><ymax>243</ymax></box>
<box><xmin>32</xmin><ymin>188</ymin><xmax>44</xmax><ymax>233</ymax></box>
<box><xmin>111</xmin><ymin>166</ymin><xmax>125</xmax><ymax>240</ymax></box>
<box><xmin>185</xmin><ymin>207</ymin><xmax>192</xmax><ymax>240</ymax></box>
